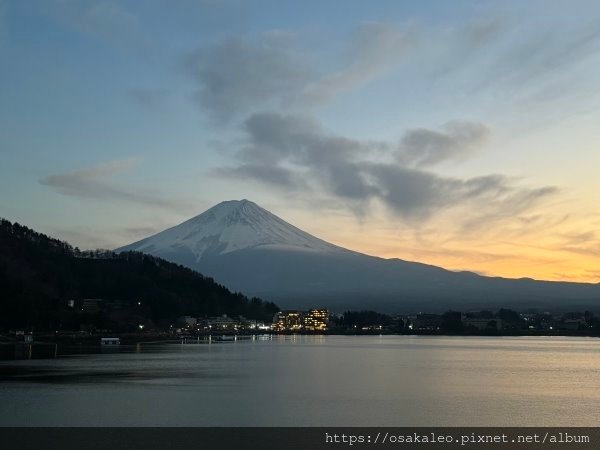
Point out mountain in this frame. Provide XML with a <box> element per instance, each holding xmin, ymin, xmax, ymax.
<box><xmin>116</xmin><ymin>200</ymin><xmax>600</xmax><ymax>312</ymax></box>
<box><xmin>0</xmin><ymin>218</ymin><xmax>279</xmax><ymax>331</ymax></box>
<box><xmin>119</xmin><ymin>199</ymin><xmax>342</xmax><ymax>257</ymax></box>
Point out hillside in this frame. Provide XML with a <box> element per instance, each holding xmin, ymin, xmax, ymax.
<box><xmin>0</xmin><ymin>218</ymin><xmax>279</xmax><ymax>332</ymax></box>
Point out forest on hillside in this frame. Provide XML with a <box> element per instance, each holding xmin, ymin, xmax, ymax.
<box><xmin>0</xmin><ymin>219</ymin><xmax>279</xmax><ymax>332</ymax></box>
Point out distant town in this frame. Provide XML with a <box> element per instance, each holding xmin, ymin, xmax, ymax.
<box><xmin>9</xmin><ymin>298</ymin><xmax>600</xmax><ymax>346</ymax></box>
<box><xmin>170</xmin><ymin>308</ymin><xmax>600</xmax><ymax>336</ymax></box>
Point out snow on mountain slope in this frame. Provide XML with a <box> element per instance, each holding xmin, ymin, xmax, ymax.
<box><xmin>116</xmin><ymin>199</ymin><xmax>343</xmax><ymax>260</ymax></box>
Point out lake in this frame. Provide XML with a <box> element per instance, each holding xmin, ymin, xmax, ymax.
<box><xmin>1</xmin><ymin>335</ymin><xmax>599</xmax><ymax>426</ymax></box>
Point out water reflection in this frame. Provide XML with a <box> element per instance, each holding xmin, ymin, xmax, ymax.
<box><xmin>0</xmin><ymin>334</ymin><xmax>280</xmax><ymax>361</ymax></box>
<box><xmin>1</xmin><ymin>336</ymin><xmax>600</xmax><ymax>426</ymax></box>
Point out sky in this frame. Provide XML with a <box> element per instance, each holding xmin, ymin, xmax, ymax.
<box><xmin>1</xmin><ymin>0</ymin><xmax>600</xmax><ymax>283</ymax></box>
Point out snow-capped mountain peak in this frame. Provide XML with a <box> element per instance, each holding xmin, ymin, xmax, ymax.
<box><xmin>116</xmin><ymin>199</ymin><xmax>341</xmax><ymax>260</ymax></box>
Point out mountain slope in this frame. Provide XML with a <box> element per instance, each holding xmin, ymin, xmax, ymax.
<box><xmin>117</xmin><ymin>200</ymin><xmax>600</xmax><ymax>312</ymax></box>
<box><xmin>0</xmin><ymin>218</ymin><xmax>279</xmax><ymax>331</ymax></box>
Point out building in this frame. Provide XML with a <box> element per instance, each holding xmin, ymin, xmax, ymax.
<box><xmin>104</xmin><ymin>299</ymin><xmax>125</xmax><ymax>310</ymax></box>
<box><xmin>205</xmin><ymin>314</ymin><xmax>239</xmax><ymax>331</ymax></box>
<box><xmin>520</xmin><ymin>312</ymin><xmax>555</xmax><ymax>330</ymax></box>
<box><xmin>81</xmin><ymin>298</ymin><xmax>102</xmax><ymax>313</ymax></box>
<box><xmin>177</xmin><ymin>316</ymin><xmax>198</xmax><ymax>327</ymax></box>
<box><xmin>562</xmin><ymin>317</ymin><xmax>587</xmax><ymax>331</ymax></box>
<box><xmin>463</xmin><ymin>317</ymin><xmax>502</xmax><ymax>331</ymax></box>
<box><xmin>273</xmin><ymin>311</ymin><xmax>304</xmax><ymax>331</ymax></box>
<box><xmin>303</xmin><ymin>309</ymin><xmax>329</xmax><ymax>331</ymax></box>
<box><xmin>414</xmin><ymin>314</ymin><xmax>442</xmax><ymax>331</ymax></box>
<box><xmin>255</xmin><ymin>322</ymin><xmax>272</xmax><ymax>331</ymax></box>
<box><xmin>237</xmin><ymin>318</ymin><xmax>271</xmax><ymax>331</ymax></box>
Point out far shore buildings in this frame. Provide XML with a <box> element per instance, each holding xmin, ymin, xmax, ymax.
<box><xmin>194</xmin><ymin>315</ymin><xmax>264</xmax><ymax>332</ymax></box>
<box><xmin>62</xmin><ymin>295</ymin><xmax>597</xmax><ymax>335</ymax></box>
<box><xmin>273</xmin><ymin>311</ymin><xmax>303</xmax><ymax>332</ymax></box>
<box><xmin>303</xmin><ymin>309</ymin><xmax>329</xmax><ymax>331</ymax></box>
<box><xmin>462</xmin><ymin>316</ymin><xmax>503</xmax><ymax>331</ymax></box>
<box><xmin>172</xmin><ymin>310</ymin><xmax>330</xmax><ymax>334</ymax></box>
<box><xmin>273</xmin><ymin>309</ymin><xmax>329</xmax><ymax>332</ymax></box>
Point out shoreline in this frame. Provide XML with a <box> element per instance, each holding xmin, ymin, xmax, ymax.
<box><xmin>3</xmin><ymin>330</ymin><xmax>600</xmax><ymax>343</ymax></box>
<box><xmin>2</xmin><ymin>333</ymin><xmax>598</xmax><ymax>362</ymax></box>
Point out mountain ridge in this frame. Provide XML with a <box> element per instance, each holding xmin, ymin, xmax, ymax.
<box><xmin>116</xmin><ymin>200</ymin><xmax>600</xmax><ymax>312</ymax></box>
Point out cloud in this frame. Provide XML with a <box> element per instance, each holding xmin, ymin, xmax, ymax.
<box><xmin>40</xmin><ymin>159</ymin><xmax>188</xmax><ymax>212</ymax></box>
<box><xmin>489</xmin><ymin>20</ymin><xmax>600</xmax><ymax>88</ymax></box>
<box><xmin>230</xmin><ymin>112</ymin><xmax>380</xmax><ymax>205</ymax></box>
<box><xmin>152</xmin><ymin>11</ymin><xmax>600</xmax><ymax>129</ymax></box>
<box><xmin>396</xmin><ymin>121</ymin><xmax>490</xmax><ymax>167</ymax></box>
<box><xmin>184</xmin><ymin>23</ymin><xmax>414</xmax><ymax>121</ymax></box>
<box><xmin>215</xmin><ymin>112</ymin><xmax>557</xmax><ymax>221</ymax></box>
<box><xmin>367</xmin><ymin>166</ymin><xmax>509</xmax><ymax>219</ymax></box>
<box><xmin>301</xmin><ymin>22</ymin><xmax>414</xmax><ymax>105</ymax></box>
<box><xmin>182</xmin><ymin>16</ymin><xmax>600</xmax><ymax>122</ymax></box>
<box><xmin>556</xmin><ymin>230</ymin><xmax>600</xmax><ymax>257</ymax></box>
<box><xmin>457</xmin><ymin>185</ymin><xmax>560</xmax><ymax>233</ymax></box>
<box><xmin>181</xmin><ymin>15</ymin><xmax>600</xmax><ymax>121</ymax></box>
<box><xmin>184</xmin><ymin>34</ymin><xmax>311</xmax><ymax>122</ymax></box>
<box><xmin>448</xmin><ymin>14</ymin><xmax>600</xmax><ymax>115</ymax></box>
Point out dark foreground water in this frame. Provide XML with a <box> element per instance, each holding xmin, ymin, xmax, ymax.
<box><xmin>1</xmin><ymin>335</ymin><xmax>599</xmax><ymax>426</ymax></box>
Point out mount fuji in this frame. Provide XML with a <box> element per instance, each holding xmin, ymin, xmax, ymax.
<box><xmin>116</xmin><ymin>199</ymin><xmax>600</xmax><ymax>312</ymax></box>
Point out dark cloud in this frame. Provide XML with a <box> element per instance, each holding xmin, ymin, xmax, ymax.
<box><xmin>184</xmin><ymin>35</ymin><xmax>311</xmax><ymax>122</ymax></box>
<box><xmin>240</xmin><ymin>112</ymin><xmax>370</xmax><ymax>165</ymax></box>
<box><xmin>232</xmin><ymin>112</ymin><xmax>378</xmax><ymax>205</ymax></box>
<box><xmin>215</xmin><ymin>112</ymin><xmax>557</xmax><ymax>221</ymax></box>
<box><xmin>40</xmin><ymin>159</ymin><xmax>189</xmax><ymax>212</ymax></box>
<box><xmin>368</xmin><ymin>166</ymin><xmax>509</xmax><ymax>219</ymax></box>
<box><xmin>396</xmin><ymin>121</ymin><xmax>490</xmax><ymax>167</ymax></box>
<box><xmin>184</xmin><ymin>23</ymin><xmax>414</xmax><ymax>120</ymax></box>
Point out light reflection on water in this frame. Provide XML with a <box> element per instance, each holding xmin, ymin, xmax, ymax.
<box><xmin>1</xmin><ymin>335</ymin><xmax>600</xmax><ymax>426</ymax></box>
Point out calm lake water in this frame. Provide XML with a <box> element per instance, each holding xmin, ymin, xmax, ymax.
<box><xmin>1</xmin><ymin>335</ymin><xmax>599</xmax><ymax>426</ymax></box>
